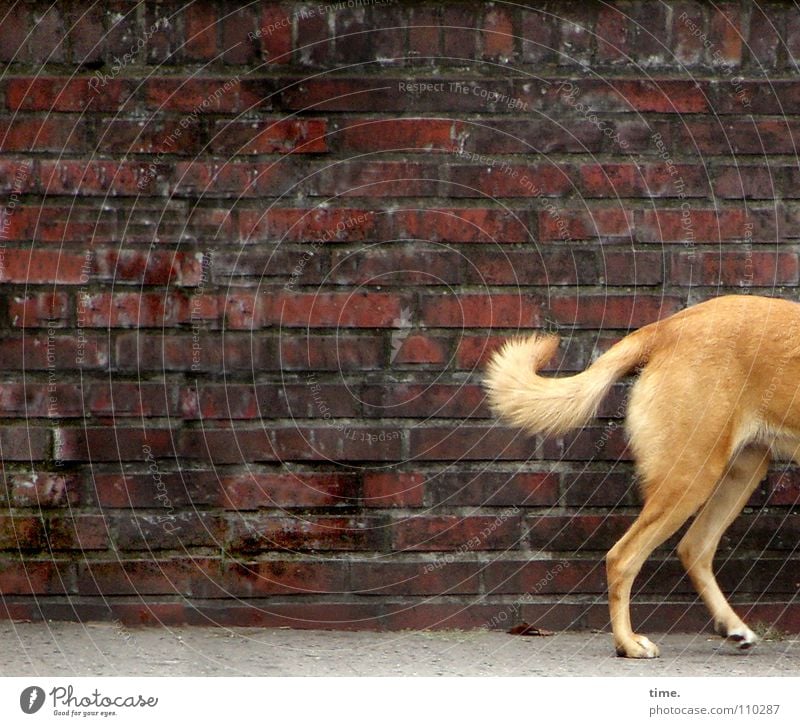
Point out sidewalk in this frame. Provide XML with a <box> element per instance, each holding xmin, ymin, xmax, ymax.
<box><xmin>1</xmin><ymin>622</ymin><xmax>797</xmax><ymax>676</ymax></box>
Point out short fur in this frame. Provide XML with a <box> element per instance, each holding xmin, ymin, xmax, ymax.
<box><xmin>484</xmin><ymin>295</ymin><xmax>800</xmax><ymax>658</ymax></box>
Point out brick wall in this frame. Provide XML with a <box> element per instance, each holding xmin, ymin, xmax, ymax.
<box><xmin>1</xmin><ymin>0</ymin><xmax>799</xmax><ymax>633</ymax></box>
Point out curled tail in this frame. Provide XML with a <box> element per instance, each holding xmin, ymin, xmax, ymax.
<box><xmin>484</xmin><ymin>329</ymin><xmax>655</xmax><ymax>436</ymax></box>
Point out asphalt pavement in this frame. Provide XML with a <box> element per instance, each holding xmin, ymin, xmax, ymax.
<box><xmin>1</xmin><ymin>622</ymin><xmax>797</xmax><ymax>676</ymax></box>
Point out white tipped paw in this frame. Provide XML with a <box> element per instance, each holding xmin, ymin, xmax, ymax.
<box><xmin>616</xmin><ymin>634</ymin><xmax>661</xmax><ymax>659</ymax></box>
<box><xmin>725</xmin><ymin>626</ymin><xmax>758</xmax><ymax>650</ymax></box>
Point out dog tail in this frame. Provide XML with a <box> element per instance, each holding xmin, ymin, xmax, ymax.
<box><xmin>484</xmin><ymin>328</ymin><xmax>654</xmax><ymax>437</ymax></box>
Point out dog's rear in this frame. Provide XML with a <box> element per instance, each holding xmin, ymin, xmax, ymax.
<box><xmin>485</xmin><ymin>295</ymin><xmax>800</xmax><ymax>658</ymax></box>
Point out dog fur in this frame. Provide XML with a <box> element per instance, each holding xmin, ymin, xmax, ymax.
<box><xmin>484</xmin><ymin>295</ymin><xmax>800</xmax><ymax>658</ymax></box>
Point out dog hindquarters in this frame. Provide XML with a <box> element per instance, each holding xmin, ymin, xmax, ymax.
<box><xmin>608</xmin><ymin>365</ymin><xmax>736</xmax><ymax>657</ymax></box>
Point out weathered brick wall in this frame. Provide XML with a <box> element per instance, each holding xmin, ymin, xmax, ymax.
<box><xmin>1</xmin><ymin>0</ymin><xmax>798</xmax><ymax>632</ymax></box>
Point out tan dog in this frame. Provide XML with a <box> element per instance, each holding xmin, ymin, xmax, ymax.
<box><xmin>484</xmin><ymin>295</ymin><xmax>799</xmax><ymax>658</ymax></box>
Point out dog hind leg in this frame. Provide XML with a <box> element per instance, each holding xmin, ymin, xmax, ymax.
<box><xmin>607</xmin><ymin>457</ymin><xmax>728</xmax><ymax>658</ymax></box>
<box><xmin>677</xmin><ymin>445</ymin><xmax>770</xmax><ymax>650</ymax></box>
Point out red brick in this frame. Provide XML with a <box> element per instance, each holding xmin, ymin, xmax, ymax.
<box><xmin>92</xmin><ymin>471</ymin><xmax>219</xmax><ymax>509</ymax></box>
<box><xmin>316</xmin><ymin>161</ymin><xmax>441</xmax><ymax>197</ymax></box>
<box><xmin>216</xmin><ymin>560</ymin><xmax>348</xmax><ymax>596</ymax></box>
<box><xmin>484</xmin><ymin>559</ymin><xmax>596</xmax><ymax>595</ymax></box>
<box><xmin>538</xmin><ymin>209</ymin><xmax>633</xmax><ymax>241</ymax></box>
<box><xmin>272</xmin><ymin>427</ymin><xmax>403</xmax><ymax>462</ymax></box>
<box><xmin>333</xmin><ymin>7</ymin><xmax>403</xmax><ymax>66</ymax></box>
<box><xmin>241</xmin><ymin>207</ymin><xmax>377</xmax><ymax>242</ymax></box>
<box><xmin>0</xmin><ymin>117</ymin><xmax>81</xmax><ymax>152</ymax></box>
<box><xmin>391</xmin><ymin>335</ymin><xmax>448</xmax><ymax>365</ymax></box>
<box><xmin>172</xmin><ymin>161</ymin><xmax>302</xmax><ymax>197</ymax></box>
<box><xmin>39</xmin><ymin>161</ymin><xmax>145</xmax><ymax>196</ymax></box>
<box><xmin>528</xmin><ymin>514</ymin><xmax>637</xmax><ymax>551</ymax></box>
<box><xmin>392</xmin><ymin>514</ymin><xmax>521</xmax><ymax>551</ymax></box>
<box><xmin>557</xmin><ymin>2</ymin><xmax>595</xmax><ymax>65</ymax></box>
<box><xmin>295</xmin><ymin>3</ymin><xmax>331</xmax><ymax>66</ymax></box>
<box><xmin>77</xmin><ymin>558</ymin><xmax>218</xmax><ymax>596</ymax></box>
<box><xmin>350</xmin><ymin>560</ymin><xmax>482</xmax><ymax>595</ymax></box>
<box><xmin>145</xmin><ymin>78</ymin><xmax>263</xmax><ymax>113</ymax></box>
<box><xmin>7</xmin><ymin>473</ymin><xmax>81</xmax><ymax>508</ymax></box>
<box><xmin>420</xmin><ymin>293</ymin><xmax>541</xmax><ymax>328</ymax></box>
<box><xmin>281</xmin><ymin>78</ymin><xmax>410</xmax><ymax>112</ymax></box>
<box><xmin>428</xmin><ymin>471</ymin><xmax>559</xmax><ymax>507</ymax></box>
<box><xmin>363</xmin><ymin>472</ymin><xmax>424</xmax><ymax>508</ymax></box>
<box><xmin>330</xmin><ymin>247</ymin><xmax>460</xmax><ymax>286</ymax></box>
<box><xmin>409</xmin><ymin>426</ymin><xmax>535</xmax><ymax>461</ymax></box>
<box><xmin>550</xmin><ymin>294</ymin><xmax>683</xmax><ymax>329</ymax></box>
<box><xmin>596</xmin><ymin>5</ymin><xmax>628</xmax><ymax>63</ymax></box>
<box><xmin>581</xmin><ymin>163</ymin><xmax>709</xmax><ymax>198</ymax></box>
<box><xmin>636</xmin><ymin>208</ymin><xmax>761</xmax><ymax>244</ymax></box>
<box><xmin>211</xmin><ymin>119</ymin><xmax>327</xmax><ymax>154</ymax></box>
<box><xmin>227</xmin><ymin>515</ymin><xmax>385</xmax><ymax>552</ymax></box>
<box><xmin>337</xmin><ymin>118</ymin><xmax>464</xmax><ymax>152</ymax></box>
<box><xmin>0</xmin><ymin>560</ymin><xmax>74</xmax><ymax>595</ymax></box>
<box><xmin>542</xmin><ymin>425</ymin><xmax>632</xmax><ymax>461</ymax></box>
<box><xmin>0</xmin><ymin>249</ymin><xmax>89</xmax><ymax>284</ymax></box>
<box><xmin>222</xmin><ymin>292</ymin><xmax>267</xmax><ymax>329</ymax></box>
<box><xmin>220</xmin><ymin>6</ymin><xmax>258</xmax><ymax>64</ymax></box>
<box><xmin>708</xmin><ymin>3</ymin><xmax>742</xmax><ymax>65</ymax></box>
<box><xmin>388</xmin><ymin>208</ymin><xmax>533</xmax><ymax>244</ymax></box>
<box><xmin>482</xmin><ymin>7</ymin><xmax>515</xmax><ymax>61</ymax></box>
<box><xmin>6</xmin><ymin>77</ymin><xmax>133</xmax><ymax>112</ymax></box>
<box><xmin>362</xmin><ymin>383</ymin><xmax>488</xmax><ymax>419</ymax></box>
<box><xmin>54</xmin><ymin>427</ymin><xmax>175</xmax><ymax>462</ymax></box>
<box><xmin>269</xmin><ymin>292</ymin><xmax>404</xmax><ymax>327</ymax></box>
<box><xmin>671</xmin><ymin>252</ymin><xmax>799</xmax><ymax>286</ymax></box>
<box><xmin>183</xmin><ymin>3</ymin><xmax>218</xmax><ymax>60</ymax></box>
<box><xmin>0</xmin><ymin>427</ymin><xmax>50</xmax><ymax>460</ymax></box>
<box><xmin>561</xmin><ymin>471</ymin><xmax>641</xmax><ymax>507</ymax></box>
<box><xmin>0</xmin><ymin>6</ymin><xmax>31</xmax><ymax>62</ymax></box>
<box><xmin>448</xmin><ymin>163</ymin><xmax>573</xmax><ymax>198</ymax></box>
<box><xmin>115</xmin><ymin>333</ymin><xmax>274</xmax><ymax>372</ymax></box>
<box><xmin>442</xmin><ymin>5</ymin><xmax>478</xmax><ymax>60</ymax></box>
<box><xmin>768</xmin><ymin>470</ymin><xmax>800</xmax><ymax>506</ymax></box>
<box><xmin>455</xmin><ymin>334</ymin><xmax>509</xmax><ymax>370</ymax></box>
<box><xmin>714</xmin><ymin>166</ymin><xmax>780</xmax><ymax>199</ymax></box>
<box><xmin>8</xmin><ymin>292</ymin><xmax>70</xmax><ymax>328</ymax></box>
<box><xmin>675</xmin><ymin>119</ymin><xmax>800</xmax><ymax>155</ymax></box>
<box><xmin>0</xmin><ymin>515</ymin><xmax>46</xmax><ymax>550</ymax></box>
<box><xmin>258</xmin><ymin>4</ymin><xmax>293</xmax><ymax>63</ymax></box>
<box><xmin>1</xmin><ymin>206</ymin><xmax>117</xmax><ymax>243</ymax></box>
<box><xmin>114</xmin><ymin>514</ymin><xmax>224</xmax><ymax>550</ymax></box>
<box><xmin>408</xmin><ymin>7</ymin><xmax>441</xmax><ymax>60</ymax></box>
<box><xmin>66</xmin><ymin>4</ymin><xmax>104</xmax><ymax>63</ymax></box>
<box><xmin>96</xmin><ymin>118</ymin><xmax>203</xmax><ymax>155</ymax></box>
<box><xmin>86</xmin><ymin>382</ymin><xmax>178</xmax><ymax>417</ymax></box>
<box><xmin>221</xmin><ymin>472</ymin><xmax>360</xmax><ymax>509</ymax></box>
<box><xmin>463</xmin><ymin>118</ymin><xmax>604</xmax><ymax>154</ymax></box>
<box><xmin>47</xmin><ymin>515</ymin><xmax>109</xmax><ymax>550</ymax></box>
<box><xmin>92</xmin><ymin>249</ymin><xmax>204</xmax><ymax>286</ymax></box>
<box><xmin>0</xmin><ymin>334</ymin><xmax>109</xmax><ymax>370</ymax></box>
<box><xmin>280</xmin><ymin>335</ymin><xmax>383</xmax><ymax>370</ymax></box>
<box><xmin>521</xmin><ymin>8</ymin><xmax>557</xmax><ymax>64</ymax></box>
<box><xmin>672</xmin><ymin>2</ymin><xmax>705</xmax><ymax>65</ymax></box>
<box><xmin>80</xmin><ymin>292</ymin><xmax>191</xmax><ymax>328</ymax></box>
<box><xmin>178</xmin><ymin>429</ymin><xmax>278</xmax><ymax>464</ymax></box>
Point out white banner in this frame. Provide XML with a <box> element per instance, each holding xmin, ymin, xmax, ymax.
<box><xmin>0</xmin><ymin>677</ymin><xmax>797</xmax><ymax>725</ymax></box>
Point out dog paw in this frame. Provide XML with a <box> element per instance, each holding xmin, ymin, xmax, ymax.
<box><xmin>615</xmin><ymin>634</ymin><xmax>661</xmax><ymax>659</ymax></box>
<box><xmin>715</xmin><ymin>621</ymin><xmax>758</xmax><ymax>650</ymax></box>
<box><xmin>726</xmin><ymin>626</ymin><xmax>758</xmax><ymax>650</ymax></box>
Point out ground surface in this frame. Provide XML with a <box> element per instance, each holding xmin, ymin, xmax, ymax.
<box><xmin>1</xmin><ymin>623</ymin><xmax>798</xmax><ymax>676</ymax></box>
